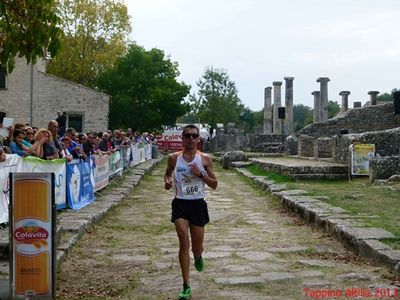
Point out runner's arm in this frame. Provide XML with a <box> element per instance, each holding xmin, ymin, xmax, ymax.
<box><xmin>164</xmin><ymin>154</ymin><xmax>176</xmax><ymax>190</ymax></box>
<box><xmin>202</xmin><ymin>155</ymin><xmax>218</xmax><ymax>190</ymax></box>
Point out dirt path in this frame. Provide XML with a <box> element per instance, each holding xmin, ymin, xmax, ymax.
<box><xmin>57</xmin><ymin>163</ymin><xmax>396</xmax><ymax>299</ymax></box>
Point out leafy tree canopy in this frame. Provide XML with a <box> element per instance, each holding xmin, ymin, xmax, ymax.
<box><xmin>293</xmin><ymin>104</ymin><xmax>312</xmax><ymax>132</ymax></box>
<box><xmin>328</xmin><ymin>100</ymin><xmax>340</xmax><ymax>118</ymax></box>
<box><xmin>46</xmin><ymin>0</ymin><xmax>131</xmax><ymax>87</ymax></box>
<box><xmin>193</xmin><ymin>67</ymin><xmax>244</xmax><ymax>130</ymax></box>
<box><xmin>177</xmin><ymin>93</ymin><xmax>201</xmax><ymax>124</ymax></box>
<box><xmin>252</xmin><ymin>109</ymin><xmax>264</xmax><ymax>130</ymax></box>
<box><xmin>377</xmin><ymin>92</ymin><xmax>393</xmax><ymax>102</ymax></box>
<box><xmin>96</xmin><ymin>44</ymin><xmax>190</xmax><ymax>131</ymax></box>
<box><xmin>239</xmin><ymin>107</ymin><xmax>256</xmax><ymax>133</ymax></box>
<box><xmin>0</xmin><ymin>0</ymin><xmax>62</xmax><ymax>73</ymax></box>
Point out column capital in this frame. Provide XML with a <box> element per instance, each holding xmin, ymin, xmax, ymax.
<box><xmin>316</xmin><ymin>77</ymin><xmax>330</xmax><ymax>83</ymax></box>
<box><xmin>284</xmin><ymin>77</ymin><xmax>295</xmax><ymax>81</ymax></box>
<box><xmin>339</xmin><ymin>91</ymin><xmax>351</xmax><ymax>96</ymax></box>
<box><xmin>368</xmin><ymin>91</ymin><xmax>379</xmax><ymax>95</ymax></box>
<box><xmin>311</xmin><ymin>91</ymin><xmax>320</xmax><ymax>96</ymax></box>
<box><xmin>265</xmin><ymin>86</ymin><xmax>272</xmax><ymax>91</ymax></box>
<box><xmin>273</xmin><ymin>81</ymin><xmax>282</xmax><ymax>86</ymax></box>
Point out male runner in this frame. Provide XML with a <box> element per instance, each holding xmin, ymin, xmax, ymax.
<box><xmin>164</xmin><ymin>124</ymin><xmax>218</xmax><ymax>300</ymax></box>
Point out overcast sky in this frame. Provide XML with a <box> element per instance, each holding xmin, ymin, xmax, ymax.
<box><xmin>127</xmin><ymin>0</ymin><xmax>400</xmax><ymax>111</ymax></box>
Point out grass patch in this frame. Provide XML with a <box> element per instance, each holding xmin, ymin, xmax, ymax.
<box><xmin>291</xmin><ymin>178</ymin><xmax>400</xmax><ymax>242</ymax></box>
<box><xmin>243</xmin><ymin>164</ymin><xmax>400</xmax><ymax>249</ymax></box>
<box><xmin>245</xmin><ymin>164</ymin><xmax>293</xmax><ymax>182</ymax></box>
<box><xmin>235</xmin><ymin>217</ymin><xmax>251</xmax><ymax>226</ymax></box>
<box><xmin>380</xmin><ymin>238</ymin><xmax>400</xmax><ymax>249</ymax></box>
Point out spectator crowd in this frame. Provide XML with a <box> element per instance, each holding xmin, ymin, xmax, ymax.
<box><xmin>0</xmin><ymin>111</ymin><xmax>157</xmax><ymax>163</ymax></box>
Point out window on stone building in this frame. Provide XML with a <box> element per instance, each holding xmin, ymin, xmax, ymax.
<box><xmin>68</xmin><ymin>113</ymin><xmax>83</xmax><ymax>132</ymax></box>
<box><xmin>0</xmin><ymin>69</ymin><xmax>6</xmax><ymax>89</ymax></box>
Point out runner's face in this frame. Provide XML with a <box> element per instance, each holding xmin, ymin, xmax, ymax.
<box><xmin>182</xmin><ymin>128</ymin><xmax>199</xmax><ymax>150</ymax></box>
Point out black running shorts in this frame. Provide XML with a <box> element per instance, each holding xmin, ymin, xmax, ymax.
<box><xmin>171</xmin><ymin>198</ymin><xmax>210</xmax><ymax>227</ymax></box>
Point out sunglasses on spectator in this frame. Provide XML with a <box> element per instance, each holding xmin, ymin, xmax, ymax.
<box><xmin>183</xmin><ymin>133</ymin><xmax>199</xmax><ymax>139</ymax></box>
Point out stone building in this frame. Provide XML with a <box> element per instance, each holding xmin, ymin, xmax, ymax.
<box><xmin>0</xmin><ymin>58</ymin><xmax>110</xmax><ymax>132</ymax></box>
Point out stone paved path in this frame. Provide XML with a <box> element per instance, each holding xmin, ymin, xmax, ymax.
<box><xmin>57</xmin><ymin>163</ymin><xmax>396</xmax><ymax>299</ymax></box>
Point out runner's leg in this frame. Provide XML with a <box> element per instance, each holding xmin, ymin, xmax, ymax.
<box><xmin>190</xmin><ymin>223</ymin><xmax>204</xmax><ymax>259</ymax></box>
<box><xmin>174</xmin><ymin>218</ymin><xmax>191</xmax><ymax>285</ymax></box>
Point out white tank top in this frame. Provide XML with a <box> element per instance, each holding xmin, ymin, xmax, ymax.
<box><xmin>174</xmin><ymin>152</ymin><xmax>206</xmax><ymax>200</ymax></box>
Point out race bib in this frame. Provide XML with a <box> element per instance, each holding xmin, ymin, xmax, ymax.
<box><xmin>181</xmin><ymin>177</ymin><xmax>204</xmax><ymax>198</ymax></box>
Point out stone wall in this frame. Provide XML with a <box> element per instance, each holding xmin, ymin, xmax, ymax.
<box><xmin>209</xmin><ymin>133</ymin><xmax>284</xmax><ymax>152</ymax></box>
<box><xmin>36</xmin><ymin>72</ymin><xmax>109</xmax><ymax>132</ymax></box>
<box><xmin>0</xmin><ymin>58</ymin><xmax>34</xmax><ymax>123</ymax></box>
<box><xmin>210</xmin><ymin>133</ymin><xmax>248</xmax><ymax>152</ymax></box>
<box><xmin>0</xmin><ymin>58</ymin><xmax>110</xmax><ymax>132</ymax></box>
<box><xmin>369</xmin><ymin>156</ymin><xmax>400</xmax><ymax>181</ymax></box>
<box><xmin>332</xmin><ymin>127</ymin><xmax>400</xmax><ymax>164</ymax></box>
<box><xmin>298</xmin><ymin>135</ymin><xmax>314</xmax><ymax>157</ymax></box>
<box><xmin>299</xmin><ymin>103</ymin><xmax>400</xmax><ymax>138</ymax></box>
<box><xmin>314</xmin><ymin>137</ymin><xmax>334</xmax><ymax>158</ymax></box>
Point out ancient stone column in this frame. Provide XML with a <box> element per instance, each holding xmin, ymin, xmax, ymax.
<box><xmin>312</xmin><ymin>91</ymin><xmax>320</xmax><ymax>123</ymax></box>
<box><xmin>316</xmin><ymin>77</ymin><xmax>330</xmax><ymax>122</ymax></box>
<box><xmin>284</xmin><ymin>77</ymin><xmax>294</xmax><ymax>134</ymax></box>
<box><xmin>339</xmin><ymin>91</ymin><xmax>351</xmax><ymax>112</ymax></box>
<box><xmin>368</xmin><ymin>91</ymin><xmax>379</xmax><ymax>106</ymax></box>
<box><xmin>263</xmin><ymin>86</ymin><xmax>273</xmax><ymax>134</ymax></box>
<box><xmin>353</xmin><ymin>102</ymin><xmax>362</xmax><ymax>108</ymax></box>
<box><xmin>273</xmin><ymin>81</ymin><xmax>282</xmax><ymax>134</ymax></box>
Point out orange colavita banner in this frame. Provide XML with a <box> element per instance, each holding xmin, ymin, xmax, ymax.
<box><xmin>13</xmin><ymin>177</ymin><xmax>52</xmax><ymax>298</ymax></box>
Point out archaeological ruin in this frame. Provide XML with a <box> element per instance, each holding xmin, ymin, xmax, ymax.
<box><xmin>208</xmin><ymin>77</ymin><xmax>400</xmax><ymax>181</ymax></box>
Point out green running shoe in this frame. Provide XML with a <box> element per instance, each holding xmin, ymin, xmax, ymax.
<box><xmin>178</xmin><ymin>284</ymin><xmax>191</xmax><ymax>300</ymax></box>
<box><xmin>194</xmin><ymin>256</ymin><xmax>204</xmax><ymax>272</ymax></box>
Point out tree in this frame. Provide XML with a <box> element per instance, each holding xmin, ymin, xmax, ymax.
<box><xmin>196</xmin><ymin>67</ymin><xmax>244</xmax><ymax>130</ymax></box>
<box><xmin>252</xmin><ymin>109</ymin><xmax>264</xmax><ymax>130</ymax></box>
<box><xmin>96</xmin><ymin>44</ymin><xmax>190</xmax><ymax>130</ymax></box>
<box><xmin>0</xmin><ymin>0</ymin><xmax>62</xmax><ymax>73</ymax></box>
<box><xmin>177</xmin><ymin>93</ymin><xmax>201</xmax><ymax>124</ymax></box>
<box><xmin>377</xmin><ymin>93</ymin><xmax>393</xmax><ymax>102</ymax></box>
<box><xmin>46</xmin><ymin>0</ymin><xmax>131</xmax><ymax>87</ymax></box>
<box><xmin>238</xmin><ymin>107</ymin><xmax>255</xmax><ymax>133</ymax></box>
<box><xmin>293</xmin><ymin>104</ymin><xmax>312</xmax><ymax>131</ymax></box>
<box><xmin>328</xmin><ymin>100</ymin><xmax>340</xmax><ymax>118</ymax></box>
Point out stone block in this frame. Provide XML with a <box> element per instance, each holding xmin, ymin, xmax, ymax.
<box><xmin>221</xmin><ymin>151</ymin><xmax>248</xmax><ymax>169</ymax></box>
<box><xmin>231</xmin><ymin>161</ymin><xmax>252</xmax><ymax>168</ymax></box>
<box><xmin>369</xmin><ymin>156</ymin><xmax>400</xmax><ymax>181</ymax></box>
<box><xmin>358</xmin><ymin>239</ymin><xmax>392</xmax><ymax>259</ymax></box>
<box><xmin>372</xmin><ymin>249</ymin><xmax>400</xmax><ymax>270</ymax></box>
<box><xmin>314</xmin><ymin>137</ymin><xmax>334</xmax><ymax>158</ymax></box>
<box><xmin>285</xmin><ymin>134</ymin><xmax>298</xmax><ymax>155</ymax></box>
<box><xmin>298</xmin><ymin>135</ymin><xmax>314</xmax><ymax>157</ymax></box>
<box><xmin>215</xmin><ymin>276</ymin><xmax>266</xmax><ymax>285</ymax></box>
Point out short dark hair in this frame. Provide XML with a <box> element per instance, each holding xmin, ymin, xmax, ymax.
<box><xmin>13</xmin><ymin>129</ymin><xmax>25</xmax><ymax>138</ymax></box>
<box><xmin>0</xmin><ymin>112</ymin><xmax>5</xmax><ymax>124</ymax></box>
<box><xmin>66</xmin><ymin>128</ymin><xmax>75</xmax><ymax>134</ymax></box>
<box><xmin>182</xmin><ymin>124</ymin><xmax>199</xmax><ymax>135</ymax></box>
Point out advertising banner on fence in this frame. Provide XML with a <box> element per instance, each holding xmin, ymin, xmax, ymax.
<box><xmin>145</xmin><ymin>144</ymin><xmax>152</xmax><ymax>160</ymax></box>
<box><xmin>120</xmin><ymin>146</ymin><xmax>131</xmax><ymax>169</ymax></box>
<box><xmin>131</xmin><ymin>144</ymin><xmax>141</xmax><ymax>166</ymax></box>
<box><xmin>350</xmin><ymin>143</ymin><xmax>375</xmax><ymax>175</ymax></box>
<box><xmin>156</xmin><ymin>130</ymin><xmax>183</xmax><ymax>152</ymax></box>
<box><xmin>10</xmin><ymin>172</ymin><xmax>56</xmax><ymax>299</ymax></box>
<box><xmin>0</xmin><ymin>154</ymin><xmax>22</xmax><ymax>224</ymax></box>
<box><xmin>20</xmin><ymin>156</ymin><xmax>67</xmax><ymax>209</ymax></box>
<box><xmin>66</xmin><ymin>158</ymin><xmax>95</xmax><ymax>210</ymax></box>
<box><xmin>93</xmin><ymin>153</ymin><xmax>110</xmax><ymax>192</ymax></box>
<box><xmin>109</xmin><ymin>151</ymin><xmax>123</xmax><ymax>178</ymax></box>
